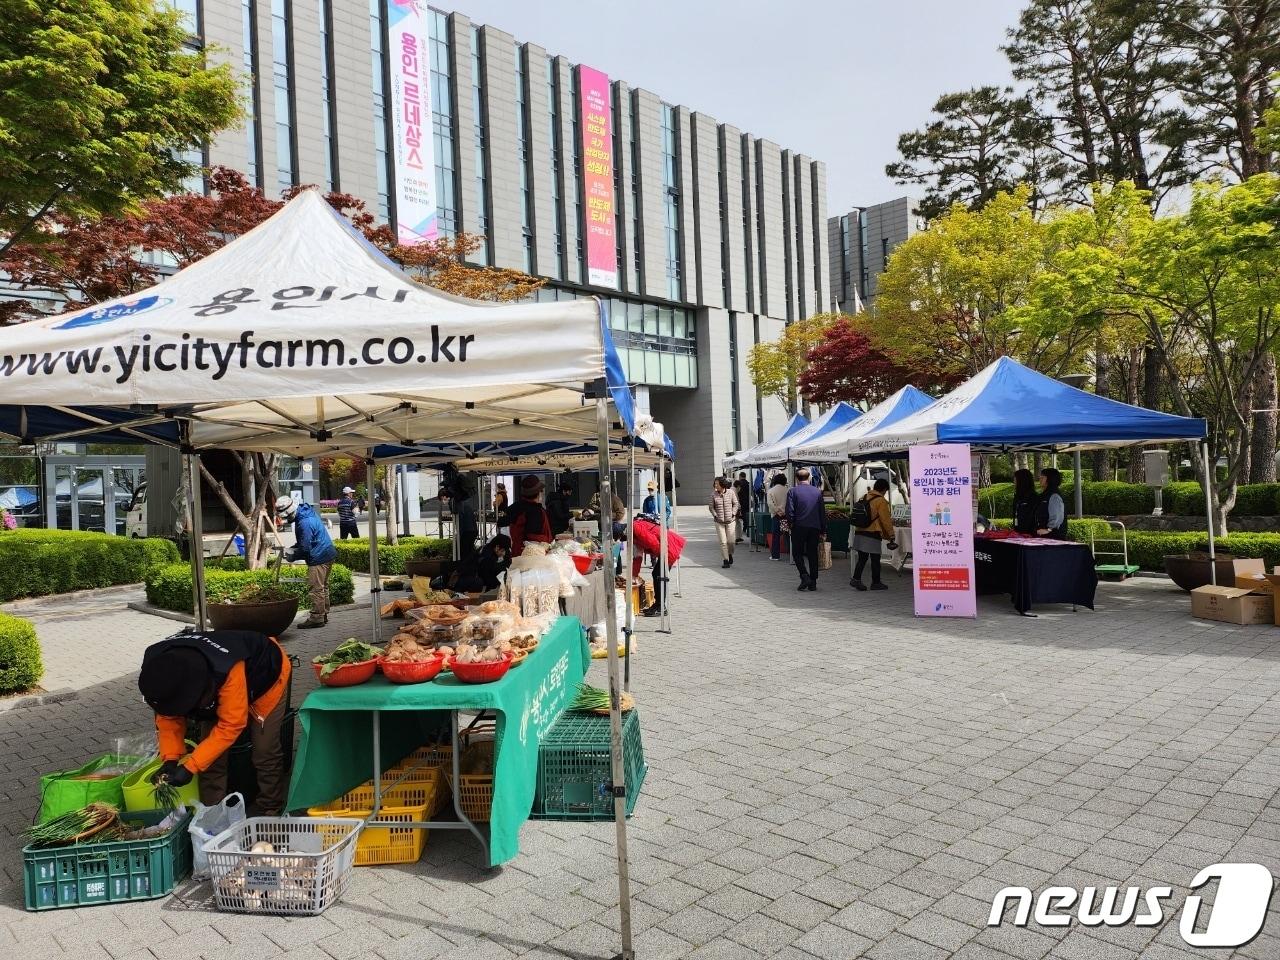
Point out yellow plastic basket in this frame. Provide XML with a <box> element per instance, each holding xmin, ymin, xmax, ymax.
<box><xmin>306</xmin><ymin>776</ymin><xmax>444</xmax><ymax>866</ymax></box>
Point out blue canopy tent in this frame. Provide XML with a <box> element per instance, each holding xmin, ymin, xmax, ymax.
<box><xmin>789</xmin><ymin>386</ymin><xmax>937</xmax><ymax>462</ymax></box>
<box><xmin>739</xmin><ymin>402</ymin><xmax>861</xmax><ymax>467</ymax></box>
<box><xmin>723</xmin><ymin>413</ymin><xmax>809</xmax><ymax>472</ymax></box>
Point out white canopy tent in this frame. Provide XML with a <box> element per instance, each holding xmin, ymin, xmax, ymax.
<box><xmin>0</xmin><ymin>190</ymin><xmax>641</xmax><ymax>957</ymax></box>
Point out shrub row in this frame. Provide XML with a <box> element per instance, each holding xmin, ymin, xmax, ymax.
<box><xmin>0</xmin><ymin>611</ymin><xmax>42</xmax><ymax>694</ymax></box>
<box><xmin>0</xmin><ymin>530</ymin><xmax>180</xmax><ymax>602</ymax></box>
<box><xmin>145</xmin><ymin>563</ymin><xmax>355</xmax><ymax>614</ymax></box>
<box><xmin>331</xmin><ymin>536</ymin><xmax>452</xmax><ymax>574</ymax></box>
<box><xmin>979</xmin><ymin>481</ymin><xmax>1280</xmax><ymax>518</ymax></box>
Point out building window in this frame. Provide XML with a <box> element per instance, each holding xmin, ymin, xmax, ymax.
<box><xmin>881</xmin><ymin>236</ymin><xmax>890</xmax><ymax>272</ymax></box>
<box><xmin>470</xmin><ymin>26</ymin><xmax>489</xmax><ymax>264</ymax></box>
<box><xmin>545</xmin><ymin>59</ymin><xmax>563</xmax><ymax>280</ymax></box>
<box><xmin>794</xmin><ymin>164</ymin><xmax>805</xmax><ymax>317</ymax></box>
<box><xmin>780</xmin><ymin>164</ymin><xmax>793</xmax><ymax>320</ymax></box>
<box><xmin>270</xmin><ymin>0</ymin><xmax>296</xmax><ymax>196</ymax></box>
<box><xmin>753</xmin><ymin>314</ymin><xmax>763</xmax><ymax>439</ymax></box>
<box><xmin>728</xmin><ymin>312</ymin><xmax>741</xmax><ymax>451</ymax></box>
<box><xmin>660</xmin><ymin>104</ymin><xmax>681</xmax><ymax>301</ymax></box>
<box><xmin>242</xmin><ymin>0</ymin><xmax>261</xmax><ymax>186</ymax></box>
<box><xmin>629</xmin><ymin>92</ymin><xmax>641</xmax><ymax>290</ymax></box>
<box><xmin>428</xmin><ymin>11</ymin><xmax>455</xmax><ymax>237</ymax></box>
<box><xmin>859</xmin><ymin>211</ymin><xmax>869</xmax><ymax>299</ymax></box>
<box><xmin>515</xmin><ymin>43</ymin><xmax>534</xmax><ymax>273</ymax></box>
<box><xmin>840</xmin><ymin>215</ymin><xmax>852</xmax><ymax>298</ymax></box>
<box><xmin>741</xmin><ymin>144</ymin><xmax>754</xmax><ymax>306</ymax></box>
<box><xmin>370</xmin><ymin>0</ymin><xmax>389</xmax><ymax>220</ymax></box>
<box><xmin>719</xmin><ymin>137</ymin><xmax>730</xmax><ymax>304</ymax></box>
<box><xmin>572</xmin><ymin>71</ymin><xmax>586</xmax><ymax>283</ymax></box>
<box><xmin>318</xmin><ymin>0</ymin><xmax>338</xmax><ymax>189</ymax></box>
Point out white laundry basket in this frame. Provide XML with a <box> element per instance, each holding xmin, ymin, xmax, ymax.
<box><xmin>204</xmin><ymin>816</ymin><xmax>362</xmax><ymax>916</ymax></box>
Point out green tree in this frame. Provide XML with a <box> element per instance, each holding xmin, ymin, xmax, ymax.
<box><xmin>887</xmin><ymin>87</ymin><xmax>1066</xmax><ymax>219</ymax></box>
<box><xmin>747</xmin><ymin>315</ymin><xmax>838</xmax><ymax>414</ymax></box>
<box><xmin>0</xmin><ymin>0</ymin><xmax>241</xmax><ymax>254</ymax></box>
<box><xmin>868</xmin><ymin>188</ymin><xmax>1093</xmax><ymax>381</ymax></box>
<box><xmin>1022</xmin><ymin>177</ymin><xmax>1280</xmax><ymax>532</ymax></box>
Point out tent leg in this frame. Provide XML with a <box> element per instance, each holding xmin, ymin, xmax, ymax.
<box><xmin>595</xmin><ymin>397</ymin><xmax>635</xmax><ymax>960</ymax></box>
<box><xmin>624</xmin><ymin>443</ymin><xmax>635</xmax><ymax>692</ymax></box>
<box><xmin>1202</xmin><ymin>442</ymin><xmax>1217</xmax><ymax>585</ymax></box>
<box><xmin>846</xmin><ymin>462</ymin><xmax>855</xmax><ymax>579</ymax></box>
<box><xmin>657</xmin><ymin>457</ymin><xmax>671</xmax><ymax>634</ymax></box>
<box><xmin>670</xmin><ymin>461</ymin><xmax>682</xmax><ymax>597</ymax></box>
<box><xmin>367</xmin><ymin>456</ymin><xmax>382</xmax><ymax>643</ymax></box>
<box><xmin>181</xmin><ymin>421</ymin><xmax>206</xmax><ymax>631</ymax></box>
<box><xmin>1073</xmin><ymin>451</ymin><xmax>1083</xmax><ymax>518</ymax></box>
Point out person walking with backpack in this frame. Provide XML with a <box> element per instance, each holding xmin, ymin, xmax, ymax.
<box><xmin>850</xmin><ymin>478</ymin><xmax>897</xmax><ymax>591</ymax></box>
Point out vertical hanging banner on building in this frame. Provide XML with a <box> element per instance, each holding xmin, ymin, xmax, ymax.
<box><xmin>909</xmin><ymin>444</ymin><xmax>977</xmax><ymax>618</ymax></box>
<box><xmin>577</xmin><ymin>65</ymin><xmax>617</xmax><ymax>288</ymax></box>
<box><xmin>388</xmin><ymin>0</ymin><xmax>436</xmax><ymax>245</ymax></box>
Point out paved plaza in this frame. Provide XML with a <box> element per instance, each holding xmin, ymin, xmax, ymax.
<box><xmin>1</xmin><ymin>510</ymin><xmax>1278</xmax><ymax>959</ymax></box>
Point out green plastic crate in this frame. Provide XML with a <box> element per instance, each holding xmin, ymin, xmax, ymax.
<box><xmin>534</xmin><ymin>709</ymin><xmax>646</xmax><ymax>820</ymax></box>
<box><xmin>23</xmin><ymin>808</ymin><xmax>193</xmax><ymax>911</ymax></box>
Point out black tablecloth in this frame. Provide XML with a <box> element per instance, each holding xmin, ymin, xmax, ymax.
<box><xmin>974</xmin><ymin>538</ymin><xmax>1098</xmax><ymax>614</ymax></box>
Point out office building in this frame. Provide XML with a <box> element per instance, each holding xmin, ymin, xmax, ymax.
<box><xmin>828</xmin><ymin>197</ymin><xmax>924</xmax><ymax>313</ymax></box>
<box><xmin>179</xmin><ymin>1</ymin><xmax>831</xmax><ymax>491</ymax></box>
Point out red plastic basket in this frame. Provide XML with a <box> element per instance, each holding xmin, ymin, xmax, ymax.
<box><xmin>571</xmin><ymin>554</ymin><xmax>600</xmax><ymax>574</ymax></box>
<box><xmin>313</xmin><ymin>658</ymin><xmax>378</xmax><ymax>687</ymax></box>
<box><xmin>379</xmin><ymin>656</ymin><xmax>445</xmax><ymax>684</ymax></box>
<box><xmin>450</xmin><ymin>653</ymin><xmax>513</xmax><ymax>684</ymax></box>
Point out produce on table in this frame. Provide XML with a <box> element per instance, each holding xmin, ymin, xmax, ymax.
<box><xmin>151</xmin><ymin>778</ymin><xmax>182</xmax><ymax>811</ymax></box>
<box><xmin>312</xmin><ymin>638</ymin><xmax>382</xmax><ymax>677</ymax></box>
<box><xmin>382</xmin><ymin>632</ymin><xmax>441</xmax><ymax>663</ymax></box>
<box><xmin>424</xmin><ymin>604</ymin><xmax>467</xmax><ymax>624</ymax></box>
<box><xmin>476</xmin><ymin>600</ymin><xmax>520</xmax><ymax>618</ymax></box>
<box><xmin>452</xmin><ymin>643</ymin><xmax>505</xmax><ymax>664</ymax></box>
<box><xmin>27</xmin><ymin>802</ymin><xmax>122</xmax><ymax>847</ymax></box>
<box><xmin>379</xmin><ymin>597</ymin><xmax>423</xmax><ymax>618</ymax></box>
<box><xmin>411</xmin><ymin>578</ymin><xmax>455</xmax><ymax>605</ymax></box>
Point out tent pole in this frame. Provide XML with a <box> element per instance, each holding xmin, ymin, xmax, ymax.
<box><xmin>657</xmin><ymin>454</ymin><xmax>671</xmax><ymax>634</ymax></box>
<box><xmin>624</xmin><ymin>442</ymin><xmax>634</xmax><ymax>691</ymax></box>
<box><xmin>366</xmin><ymin>455</ymin><xmax>382</xmax><ymax>643</ymax></box>
<box><xmin>1202</xmin><ymin>442</ymin><xmax>1217</xmax><ymax>585</ymax></box>
<box><xmin>846</xmin><ymin>461</ymin><xmax>855</xmax><ymax>580</ymax></box>
<box><xmin>670</xmin><ymin>459</ymin><xmax>682</xmax><ymax>597</ymax></box>
<box><xmin>180</xmin><ymin>420</ymin><xmax>206</xmax><ymax>631</ymax></box>
<box><xmin>1072</xmin><ymin>450</ymin><xmax>1083</xmax><ymax>518</ymax></box>
<box><xmin>595</xmin><ymin>396</ymin><xmax>634</xmax><ymax>960</ymax></box>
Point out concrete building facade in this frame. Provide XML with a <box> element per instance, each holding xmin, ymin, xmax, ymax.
<box><xmin>827</xmin><ymin>196</ymin><xmax>924</xmax><ymax>313</ymax></box>
<box><xmin>187</xmin><ymin>0</ymin><xmax>829</xmax><ymax>491</ymax></box>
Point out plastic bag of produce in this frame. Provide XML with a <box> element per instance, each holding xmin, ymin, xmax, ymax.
<box><xmin>189</xmin><ymin>792</ymin><xmax>246</xmax><ymax>879</ymax></box>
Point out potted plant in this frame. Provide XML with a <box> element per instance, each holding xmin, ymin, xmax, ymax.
<box><xmin>1163</xmin><ymin>552</ymin><xmax>1238</xmax><ymax>592</ymax></box>
<box><xmin>208</xmin><ymin>582</ymin><xmax>300</xmax><ymax>636</ymax></box>
<box><xmin>403</xmin><ymin>542</ymin><xmax>456</xmax><ymax>580</ymax></box>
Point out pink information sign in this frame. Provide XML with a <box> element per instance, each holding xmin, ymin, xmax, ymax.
<box><xmin>576</xmin><ymin>65</ymin><xmax>618</xmax><ymax>288</ymax></box>
<box><xmin>909</xmin><ymin>444</ymin><xmax>977</xmax><ymax>618</ymax></box>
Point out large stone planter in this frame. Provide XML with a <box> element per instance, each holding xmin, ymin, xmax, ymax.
<box><xmin>1163</xmin><ymin>553</ymin><xmax>1237</xmax><ymax>592</ymax></box>
<box><xmin>207</xmin><ymin>597</ymin><xmax>299</xmax><ymax>637</ymax></box>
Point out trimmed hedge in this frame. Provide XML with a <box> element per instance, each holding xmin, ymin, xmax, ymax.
<box><xmin>331</xmin><ymin>536</ymin><xmax>453</xmax><ymax>574</ymax></box>
<box><xmin>981</xmin><ymin>480</ymin><xmax>1280</xmax><ymax>518</ymax></box>
<box><xmin>0</xmin><ymin>611</ymin><xmax>42</xmax><ymax>694</ymax></box>
<box><xmin>145</xmin><ymin>562</ymin><xmax>355</xmax><ymax>614</ymax></box>
<box><xmin>0</xmin><ymin>530</ymin><xmax>180</xmax><ymax>602</ymax></box>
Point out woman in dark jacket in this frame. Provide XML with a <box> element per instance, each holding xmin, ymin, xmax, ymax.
<box><xmin>1011</xmin><ymin>468</ymin><xmax>1039</xmax><ymax>535</ymax></box>
<box><xmin>1035</xmin><ymin>468</ymin><xmax>1068</xmax><ymax>539</ymax></box>
<box><xmin>452</xmin><ymin>535</ymin><xmax>511</xmax><ymax>592</ymax></box>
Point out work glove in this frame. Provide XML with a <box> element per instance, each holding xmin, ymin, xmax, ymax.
<box><xmin>167</xmin><ymin>764</ymin><xmax>194</xmax><ymax>787</ymax></box>
<box><xmin>152</xmin><ymin>760</ymin><xmax>179</xmax><ymax>785</ymax></box>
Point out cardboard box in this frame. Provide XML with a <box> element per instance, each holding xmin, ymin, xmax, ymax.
<box><xmin>1228</xmin><ymin>559</ymin><xmax>1280</xmax><ymax>625</ymax></box>
<box><xmin>1191</xmin><ymin>584</ymin><xmax>1275</xmax><ymax>625</ymax></box>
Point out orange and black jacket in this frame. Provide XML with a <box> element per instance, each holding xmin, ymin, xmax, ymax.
<box><xmin>146</xmin><ymin>631</ymin><xmax>291</xmax><ymax>774</ymax></box>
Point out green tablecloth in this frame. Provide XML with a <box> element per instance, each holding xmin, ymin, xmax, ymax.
<box><xmin>286</xmin><ymin>616</ymin><xmax>590</xmax><ymax>865</ymax></box>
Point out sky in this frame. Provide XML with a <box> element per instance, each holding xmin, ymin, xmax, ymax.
<box><xmin>453</xmin><ymin>0</ymin><xmax>1027</xmax><ymax>213</ymax></box>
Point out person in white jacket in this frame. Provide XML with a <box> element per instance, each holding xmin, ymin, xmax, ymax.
<box><xmin>765</xmin><ymin>474</ymin><xmax>788</xmax><ymax>561</ymax></box>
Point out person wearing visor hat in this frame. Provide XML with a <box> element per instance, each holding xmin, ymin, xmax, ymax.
<box><xmin>137</xmin><ymin>629</ymin><xmax>291</xmax><ymax>814</ymax></box>
<box><xmin>275</xmin><ymin>495</ymin><xmax>337</xmax><ymax>628</ymax></box>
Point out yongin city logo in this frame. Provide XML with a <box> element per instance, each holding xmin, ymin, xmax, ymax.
<box><xmin>988</xmin><ymin>862</ymin><xmax>1275</xmax><ymax>947</ymax></box>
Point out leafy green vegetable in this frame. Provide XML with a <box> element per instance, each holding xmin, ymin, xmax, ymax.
<box><xmin>313</xmin><ymin>638</ymin><xmax>382</xmax><ymax>677</ymax></box>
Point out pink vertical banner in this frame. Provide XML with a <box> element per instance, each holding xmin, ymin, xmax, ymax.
<box><xmin>576</xmin><ymin>65</ymin><xmax>618</xmax><ymax>288</ymax></box>
<box><xmin>909</xmin><ymin>444</ymin><xmax>977</xmax><ymax>617</ymax></box>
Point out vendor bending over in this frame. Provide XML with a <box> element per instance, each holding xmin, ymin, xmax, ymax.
<box><xmin>138</xmin><ymin>629</ymin><xmax>292</xmax><ymax>815</ymax></box>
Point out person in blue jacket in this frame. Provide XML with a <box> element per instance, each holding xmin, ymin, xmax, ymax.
<box><xmin>641</xmin><ymin>480</ymin><xmax>672</xmax><ymax>523</ymax></box>
<box><xmin>275</xmin><ymin>495</ymin><xmax>338</xmax><ymax>628</ymax></box>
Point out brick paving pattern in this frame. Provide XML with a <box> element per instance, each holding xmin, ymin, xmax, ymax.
<box><xmin>1</xmin><ymin>509</ymin><xmax>1277</xmax><ymax>958</ymax></box>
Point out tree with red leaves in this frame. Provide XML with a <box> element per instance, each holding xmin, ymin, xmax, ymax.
<box><xmin>799</xmin><ymin>317</ymin><xmax>961</xmax><ymax>408</ymax></box>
